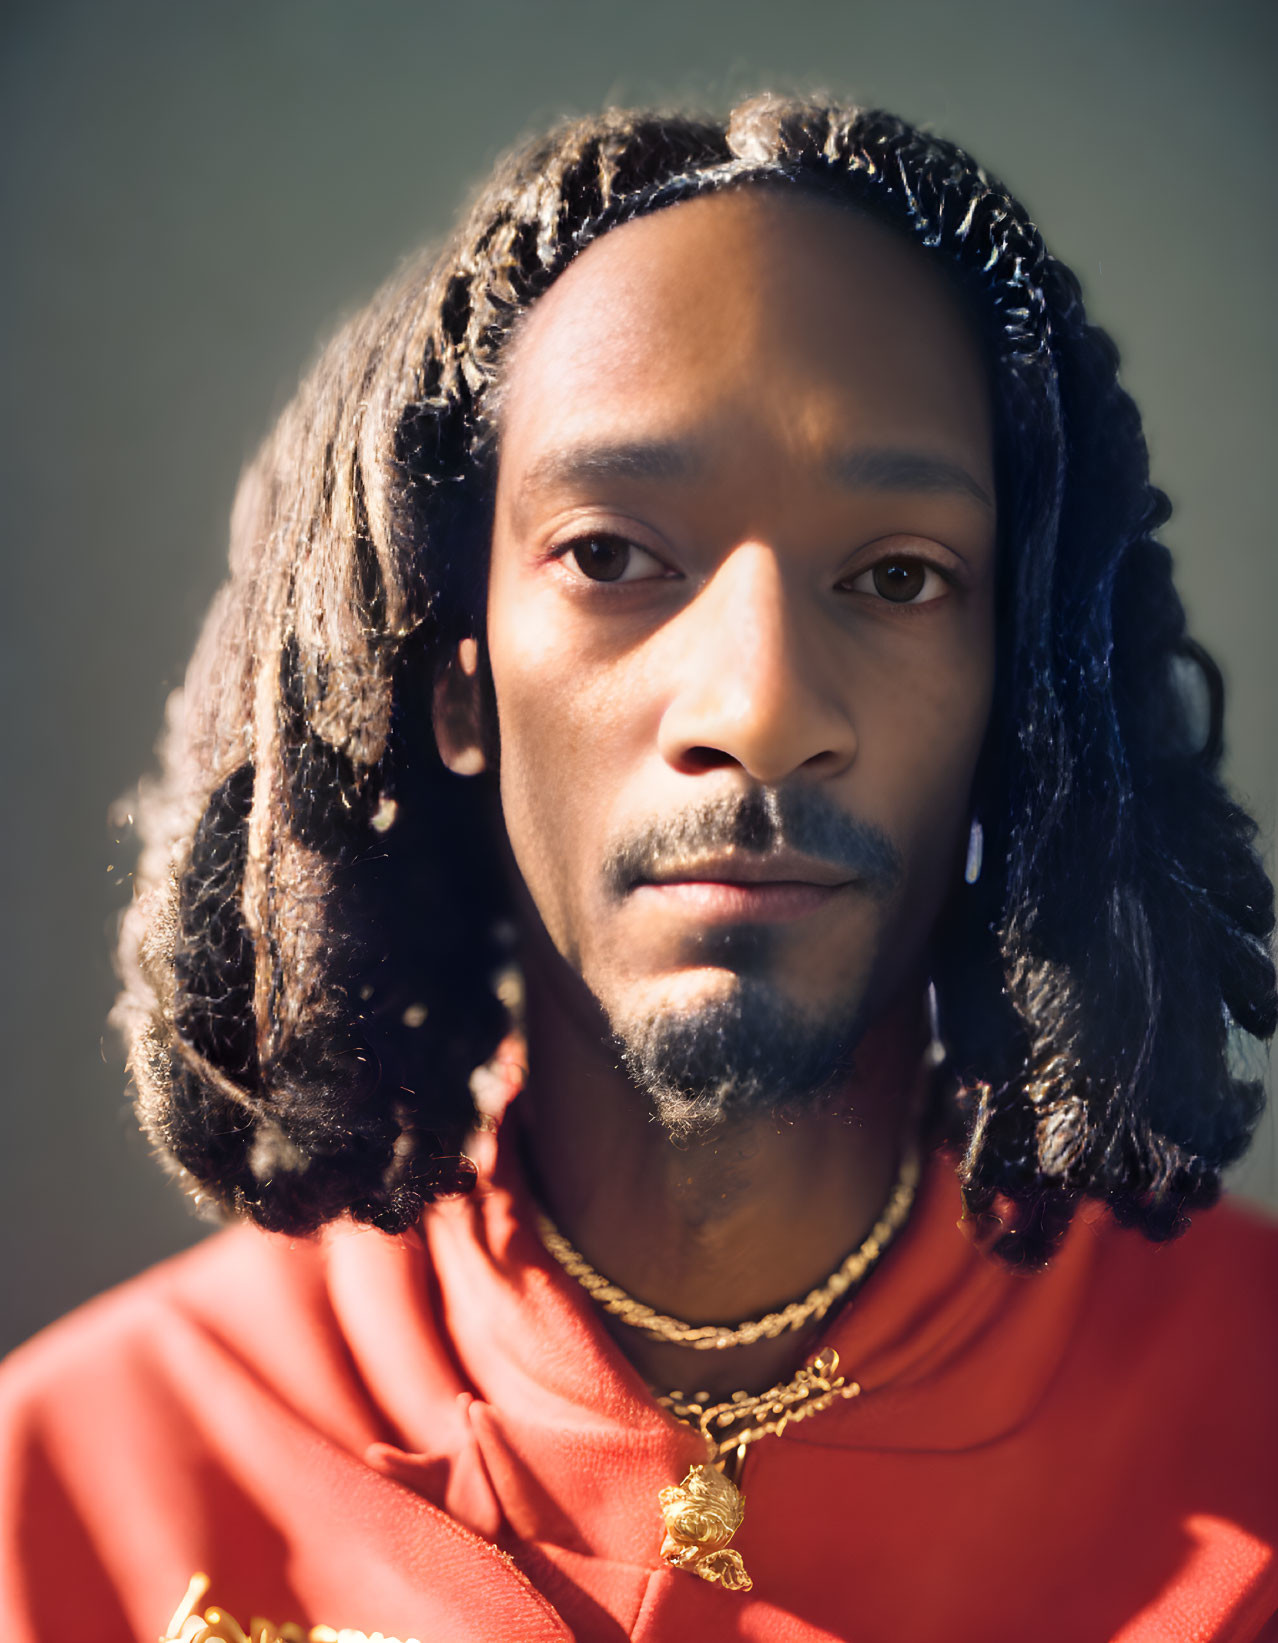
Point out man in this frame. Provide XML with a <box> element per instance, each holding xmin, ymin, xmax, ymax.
<box><xmin>2</xmin><ymin>95</ymin><xmax>1276</xmax><ymax>1642</ymax></box>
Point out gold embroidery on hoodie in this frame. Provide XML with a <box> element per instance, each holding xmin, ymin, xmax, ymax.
<box><xmin>160</xmin><ymin>1572</ymin><xmax>421</xmax><ymax>1643</ymax></box>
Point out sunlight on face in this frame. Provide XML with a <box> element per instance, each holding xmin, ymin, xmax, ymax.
<box><xmin>484</xmin><ymin>188</ymin><xmax>996</xmax><ymax>1125</ymax></box>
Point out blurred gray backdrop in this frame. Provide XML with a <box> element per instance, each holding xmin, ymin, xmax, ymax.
<box><xmin>2</xmin><ymin>0</ymin><xmax>1274</xmax><ymax>1355</ymax></box>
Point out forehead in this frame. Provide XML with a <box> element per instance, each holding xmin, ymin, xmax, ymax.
<box><xmin>495</xmin><ymin>187</ymin><xmax>992</xmax><ymax>485</ymax></box>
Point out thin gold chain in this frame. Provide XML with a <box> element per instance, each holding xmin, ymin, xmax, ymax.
<box><xmin>651</xmin><ymin>1346</ymin><xmax>866</xmax><ymax>1592</ymax></box>
<box><xmin>535</xmin><ymin>1138</ymin><xmax>920</xmax><ymax>1349</ymax></box>
<box><xmin>657</xmin><ymin>1345</ymin><xmax>863</xmax><ymax>1463</ymax></box>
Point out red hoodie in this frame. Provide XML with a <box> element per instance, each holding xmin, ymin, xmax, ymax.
<box><xmin>2</xmin><ymin>1121</ymin><xmax>1276</xmax><ymax>1642</ymax></box>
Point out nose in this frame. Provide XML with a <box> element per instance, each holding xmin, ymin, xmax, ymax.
<box><xmin>656</xmin><ymin>544</ymin><xmax>857</xmax><ymax>784</ymax></box>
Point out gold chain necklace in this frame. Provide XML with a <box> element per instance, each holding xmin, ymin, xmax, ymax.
<box><xmin>537</xmin><ymin>1140</ymin><xmax>921</xmax><ymax>1591</ymax></box>
<box><xmin>654</xmin><ymin>1346</ymin><xmax>863</xmax><ymax>1591</ymax></box>
<box><xmin>535</xmin><ymin>1138</ymin><xmax>920</xmax><ymax>1349</ymax></box>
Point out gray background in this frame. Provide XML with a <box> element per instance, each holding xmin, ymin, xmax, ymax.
<box><xmin>2</xmin><ymin>0</ymin><xmax>1274</xmax><ymax>1356</ymax></box>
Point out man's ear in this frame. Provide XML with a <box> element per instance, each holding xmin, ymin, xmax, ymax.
<box><xmin>432</xmin><ymin>637</ymin><xmax>488</xmax><ymax>776</ymax></box>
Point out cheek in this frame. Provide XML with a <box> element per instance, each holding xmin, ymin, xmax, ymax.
<box><xmin>490</xmin><ymin>663</ymin><xmax>579</xmax><ymax>938</ymax></box>
<box><xmin>859</xmin><ymin>618</ymin><xmax>994</xmax><ymax>857</ymax></box>
<box><xmin>846</xmin><ymin>645</ymin><xmax>992</xmax><ymax>1007</ymax></box>
<box><xmin>487</xmin><ymin>609</ymin><xmax>657</xmax><ymax>953</ymax></box>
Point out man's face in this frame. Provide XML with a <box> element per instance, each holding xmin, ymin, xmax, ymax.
<box><xmin>483</xmin><ymin>189</ymin><xmax>996</xmax><ymax>1126</ymax></box>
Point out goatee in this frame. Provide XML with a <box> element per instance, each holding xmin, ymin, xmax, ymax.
<box><xmin>614</xmin><ymin>979</ymin><xmax>863</xmax><ymax>1140</ymax></box>
<box><xmin>601</xmin><ymin>785</ymin><xmax>898</xmax><ymax>1137</ymax></box>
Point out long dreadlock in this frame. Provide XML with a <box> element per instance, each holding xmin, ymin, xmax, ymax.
<box><xmin>113</xmin><ymin>95</ymin><xmax>1276</xmax><ymax>1267</ymax></box>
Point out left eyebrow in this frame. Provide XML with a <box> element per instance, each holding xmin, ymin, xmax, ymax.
<box><xmin>828</xmin><ymin>447</ymin><xmax>995</xmax><ymax>512</ymax></box>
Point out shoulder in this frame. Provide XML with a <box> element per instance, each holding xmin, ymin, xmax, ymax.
<box><xmin>0</xmin><ymin>1221</ymin><xmax>332</xmax><ymax>1423</ymax></box>
<box><xmin>0</xmin><ymin>1215</ymin><xmax>568</xmax><ymax>1643</ymax></box>
<box><xmin>1056</xmin><ymin>1191</ymin><xmax>1278</xmax><ymax>1470</ymax></box>
<box><xmin>0</xmin><ymin>1221</ymin><xmax>339</xmax><ymax>1523</ymax></box>
<box><xmin>1084</xmin><ymin>1189</ymin><xmax>1278</xmax><ymax>1341</ymax></box>
<box><xmin>0</xmin><ymin>1208</ymin><xmax>455</xmax><ymax>1486</ymax></box>
<box><xmin>0</xmin><ymin>1224</ymin><xmax>386</xmax><ymax>1639</ymax></box>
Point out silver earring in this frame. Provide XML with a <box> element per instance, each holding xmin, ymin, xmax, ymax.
<box><xmin>925</xmin><ymin>978</ymin><xmax>946</xmax><ymax>1068</ymax></box>
<box><xmin>964</xmin><ymin>818</ymin><xmax>984</xmax><ymax>885</ymax></box>
<box><xmin>446</xmin><ymin>745</ymin><xmax>487</xmax><ymax>777</ymax></box>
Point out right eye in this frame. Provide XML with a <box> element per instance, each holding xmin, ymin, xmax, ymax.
<box><xmin>563</xmin><ymin>534</ymin><xmax>671</xmax><ymax>584</ymax></box>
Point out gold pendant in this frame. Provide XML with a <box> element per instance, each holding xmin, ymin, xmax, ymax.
<box><xmin>658</xmin><ymin>1462</ymin><xmax>753</xmax><ymax>1591</ymax></box>
<box><xmin>654</xmin><ymin>1349</ymin><xmax>865</xmax><ymax>1593</ymax></box>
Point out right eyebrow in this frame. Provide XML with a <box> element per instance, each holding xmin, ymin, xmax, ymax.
<box><xmin>517</xmin><ymin>438</ymin><xmax>704</xmax><ymax>500</ymax></box>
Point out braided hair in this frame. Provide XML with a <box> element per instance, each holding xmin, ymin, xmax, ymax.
<box><xmin>113</xmin><ymin>95</ymin><xmax>1276</xmax><ymax>1265</ymax></box>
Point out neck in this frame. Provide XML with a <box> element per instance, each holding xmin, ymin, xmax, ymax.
<box><xmin>513</xmin><ymin>954</ymin><xmax>927</xmax><ymax>1400</ymax></box>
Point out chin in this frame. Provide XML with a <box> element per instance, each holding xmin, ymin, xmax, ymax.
<box><xmin>608</xmin><ymin>974</ymin><xmax>865</xmax><ymax>1142</ymax></box>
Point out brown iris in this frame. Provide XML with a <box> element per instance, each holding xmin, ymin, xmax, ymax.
<box><xmin>871</xmin><ymin>559</ymin><xmax>927</xmax><ymax>602</ymax></box>
<box><xmin>571</xmin><ymin>536</ymin><xmax>630</xmax><ymax>581</ymax></box>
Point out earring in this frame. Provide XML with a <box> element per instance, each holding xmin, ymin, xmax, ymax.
<box><xmin>924</xmin><ymin>978</ymin><xmax>946</xmax><ymax>1068</ymax></box>
<box><xmin>434</xmin><ymin>637</ymin><xmax>488</xmax><ymax>775</ymax></box>
<box><xmin>964</xmin><ymin>818</ymin><xmax>983</xmax><ymax>885</ymax></box>
<box><xmin>446</xmin><ymin>745</ymin><xmax>487</xmax><ymax>777</ymax></box>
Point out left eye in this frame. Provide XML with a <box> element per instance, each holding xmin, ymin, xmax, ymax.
<box><xmin>564</xmin><ymin>534</ymin><xmax>670</xmax><ymax>584</ymax></box>
<box><xmin>846</xmin><ymin>557</ymin><xmax>948</xmax><ymax>605</ymax></box>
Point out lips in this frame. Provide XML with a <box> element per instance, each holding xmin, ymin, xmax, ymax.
<box><xmin>640</xmin><ymin>849</ymin><xmax>855</xmax><ymax>889</ymax></box>
<box><xmin>632</xmin><ymin>879</ymin><xmax>847</xmax><ymax>922</ymax></box>
<box><xmin>629</xmin><ymin>851</ymin><xmax>855</xmax><ymax>923</ymax></box>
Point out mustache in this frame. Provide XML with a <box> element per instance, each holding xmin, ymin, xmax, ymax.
<box><xmin>602</xmin><ymin>788</ymin><xmax>903</xmax><ymax>900</ymax></box>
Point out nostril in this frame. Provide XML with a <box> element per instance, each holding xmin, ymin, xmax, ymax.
<box><xmin>797</xmin><ymin>748</ymin><xmax>847</xmax><ymax>776</ymax></box>
<box><xmin>680</xmin><ymin>746</ymin><xmax>737</xmax><ymax>773</ymax></box>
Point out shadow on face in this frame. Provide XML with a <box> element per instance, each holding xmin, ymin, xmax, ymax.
<box><xmin>472</xmin><ymin>188</ymin><xmax>997</xmax><ymax>1113</ymax></box>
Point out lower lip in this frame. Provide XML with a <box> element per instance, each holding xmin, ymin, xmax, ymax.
<box><xmin>631</xmin><ymin>880</ymin><xmax>847</xmax><ymax>922</ymax></box>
